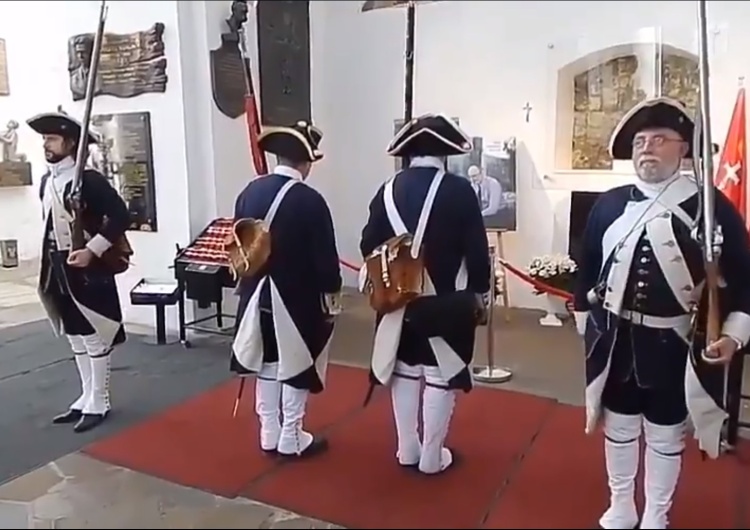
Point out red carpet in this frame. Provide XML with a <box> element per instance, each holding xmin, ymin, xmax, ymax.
<box><xmin>84</xmin><ymin>363</ymin><xmax>750</xmax><ymax>528</ymax></box>
<box><xmin>82</xmin><ymin>364</ymin><xmax>368</xmax><ymax>497</ymax></box>
<box><xmin>482</xmin><ymin>404</ymin><xmax>749</xmax><ymax>529</ymax></box>
<box><xmin>241</xmin><ymin>385</ymin><xmax>555</xmax><ymax>529</ymax></box>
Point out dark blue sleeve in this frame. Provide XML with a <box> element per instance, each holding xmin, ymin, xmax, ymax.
<box><xmin>573</xmin><ymin>198</ymin><xmax>605</xmax><ymax>312</ymax></box>
<box><xmin>359</xmin><ymin>185</ymin><xmax>389</xmax><ymax>258</ymax></box>
<box><xmin>716</xmin><ymin>192</ymin><xmax>750</xmax><ymax>321</ymax></box>
<box><xmin>82</xmin><ymin>170</ymin><xmax>130</xmax><ymax>242</ymax></box>
<box><xmin>456</xmin><ymin>178</ymin><xmax>491</xmax><ymax>294</ymax></box>
<box><xmin>308</xmin><ymin>191</ymin><xmax>342</xmax><ymax>294</ymax></box>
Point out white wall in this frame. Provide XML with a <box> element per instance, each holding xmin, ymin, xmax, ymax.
<box><xmin>308</xmin><ymin>0</ymin><xmax>750</xmax><ymax>310</ymax></box>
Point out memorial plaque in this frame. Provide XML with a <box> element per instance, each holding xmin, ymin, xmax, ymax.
<box><xmin>257</xmin><ymin>1</ymin><xmax>311</xmax><ymax>126</ymax></box>
<box><xmin>68</xmin><ymin>23</ymin><xmax>168</xmax><ymax>102</ymax></box>
<box><xmin>90</xmin><ymin>112</ymin><xmax>158</xmax><ymax>232</ymax></box>
<box><xmin>0</xmin><ymin>161</ymin><xmax>32</xmax><ymax>187</ymax></box>
<box><xmin>0</xmin><ymin>38</ymin><xmax>8</xmax><ymax>96</ymax></box>
<box><xmin>211</xmin><ymin>34</ymin><xmax>250</xmax><ymax>119</ymax></box>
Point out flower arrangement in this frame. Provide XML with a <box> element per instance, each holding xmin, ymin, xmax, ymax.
<box><xmin>526</xmin><ymin>253</ymin><xmax>578</xmax><ymax>294</ymax></box>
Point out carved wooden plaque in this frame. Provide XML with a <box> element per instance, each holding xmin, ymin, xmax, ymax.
<box><xmin>67</xmin><ymin>23</ymin><xmax>168</xmax><ymax>102</ymax></box>
<box><xmin>257</xmin><ymin>1</ymin><xmax>311</xmax><ymax>126</ymax></box>
<box><xmin>90</xmin><ymin>111</ymin><xmax>159</xmax><ymax>232</ymax></box>
<box><xmin>0</xmin><ymin>38</ymin><xmax>9</xmax><ymax>96</ymax></box>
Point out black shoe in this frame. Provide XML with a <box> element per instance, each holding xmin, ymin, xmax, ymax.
<box><xmin>73</xmin><ymin>412</ymin><xmax>109</xmax><ymax>433</ymax></box>
<box><xmin>279</xmin><ymin>437</ymin><xmax>329</xmax><ymax>459</ymax></box>
<box><xmin>52</xmin><ymin>409</ymin><xmax>82</xmax><ymax>424</ymax></box>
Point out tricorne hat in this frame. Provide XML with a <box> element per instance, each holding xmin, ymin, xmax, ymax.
<box><xmin>387</xmin><ymin>113</ymin><xmax>472</xmax><ymax>158</ymax></box>
<box><xmin>26</xmin><ymin>111</ymin><xmax>99</xmax><ymax>145</ymax></box>
<box><xmin>608</xmin><ymin>97</ymin><xmax>715</xmax><ymax>160</ymax></box>
<box><xmin>258</xmin><ymin>120</ymin><xmax>323</xmax><ymax>163</ymax></box>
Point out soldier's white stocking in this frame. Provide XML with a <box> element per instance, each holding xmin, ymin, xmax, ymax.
<box><xmin>277</xmin><ymin>384</ymin><xmax>313</xmax><ymax>455</ymax></box>
<box><xmin>599</xmin><ymin>410</ymin><xmax>641</xmax><ymax>530</ymax></box>
<box><xmin>419</xmin><ymin>367</ymin><xmax>456</xmax><ymax>474</ymax></box>
<box><xmin>641</xmin><ymin>420</ymin><xmax>685</xmax><ymax>529</ymax></box>
<box><xmin>65</xmin><ymin>335</ymin><xmax>91</xmax><ymax>411</ymax></box>
<box><xmin>81</xmin><ymin>334</ymin><xmax>111</xmax><ymax>415</ymax></box>
<box><xmin>255</xmin><ymin>363</ymin><xmax>281</xmax><ymax>451</ymax></box>
<box><xmin>390</xmin><ymin>362</ymin><xmax>422</xmax><ymax>466</ymax></box>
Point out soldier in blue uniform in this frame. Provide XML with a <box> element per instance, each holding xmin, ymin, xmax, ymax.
<box><xmin>231</xmin><ymin>120</ymin><xmax>342</xmax><ymax>459</ymax></box>
<box><xmin>573</xmin><ymin>97</ymin><xmax>750</xmax><ymax>529</ymax></box>
<box><xmin>360</xmin><ymin>113</ymin><xmax>492</xmax><ymax>475</ymax></box>
<box><xmin>29</xmin><ymin>111</ymin><xmax>130</xmax><ymax>433</ymax></box>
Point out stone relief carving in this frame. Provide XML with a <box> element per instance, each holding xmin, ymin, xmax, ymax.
<box><xmin>0</xmin><ymin>120</ymin><xmax>26</xmax><ymax>162</ymax></box>
<box><xmin>571</xmin><ymin>54</ymin><xmax>699</xmax><ymax>170</ymax></box>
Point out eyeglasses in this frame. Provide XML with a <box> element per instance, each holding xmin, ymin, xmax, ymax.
<box><xmin>632</xmin><ymin>136</ymin><xmax>684</xmax><ymax>149</ymax></box>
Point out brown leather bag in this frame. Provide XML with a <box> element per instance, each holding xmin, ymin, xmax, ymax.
<box><xmin>80</xmin><ymin>214</ymin><xmax>133</xmax><ymax>275</ymax></box>
<box><xmin>364</xmin><ymin>233</ymin><xmax>425</xmax><ymax>314</ymax></box>
<box><xmin>224</xmin><ymin>218</ymin><xmax>272</xmax><ymax>280</ymax></box>
<box><xmin>100</xmin><ymin>234</ymin><xmax>133</xmax><ymax>274</ymax></box>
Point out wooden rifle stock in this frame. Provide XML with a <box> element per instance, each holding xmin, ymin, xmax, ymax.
<box><xmin>704</xmin><ymin>259</ymin><xmax>722</xmax><ymax>356</ymax></box>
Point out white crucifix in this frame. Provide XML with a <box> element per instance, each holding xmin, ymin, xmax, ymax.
<box><xmin>522</xmin><ymin>102</ymin><xmax>532</xmax><ymax>123</ymax></box>
<box><xmin>718</xmin><ymin>161</ymin><xmax>741</xmax><ymax>191</ymax></box>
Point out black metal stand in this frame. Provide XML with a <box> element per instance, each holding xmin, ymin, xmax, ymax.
<box><xmin>129</xmin><ymin>278</ymin><xmax>180</xmax><ymax>346</ymax></box>
<box><xmin>176</xmin><ymin>277</ymin><xmax>236</xmax><ymax>348</ymax></box>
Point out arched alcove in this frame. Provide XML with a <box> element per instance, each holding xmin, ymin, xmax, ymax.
<box><xmin>554</xmin><ymin>43</ymin><xmax>699</xmax><ymax>172</ymax></box>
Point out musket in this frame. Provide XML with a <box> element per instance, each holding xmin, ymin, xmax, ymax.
<box><xmin>237</xmin><ymin>2</ymin><xmax>268</xmax><ymax>176</ymax></box>
<box><xmin>69</xmin><ymin>0</ymin><xmax>108</xmax><ymax>251</ymax></box>
<box><xmin>693</xmin><ymin>0</ymin><xmax>724</xmax><ymax>361</ymax></box>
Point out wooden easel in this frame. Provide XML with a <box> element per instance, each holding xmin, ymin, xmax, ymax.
<box><xmin>487</xmin><ymin>229</ymin><xmax>510</xmax><ymax>322</ymax></box>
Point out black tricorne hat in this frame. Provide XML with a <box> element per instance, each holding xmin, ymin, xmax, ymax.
<box><xmin>26</xmin><ymin>112</ymin><xmax>99</xmax><ymax>145</ymax></box>
<box><xmin>258</xmin><ymin>120</ymin><xmax>323</xmax><ymax>163</ymax></box>
<box><xmin>609</xmin><ymin>97</ymin><xmax>709</xmax><ymax>160</ymax></box>
<box><xmin>387</xmin><ymin>113</ymin><xmax>472</xmax><ymax>158</ymax></box>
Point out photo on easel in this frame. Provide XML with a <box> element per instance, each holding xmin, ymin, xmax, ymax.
<box><xmin>456</xmin><ymin>137</ymin><xmax>517</xmax><ymax>232</ymax></box>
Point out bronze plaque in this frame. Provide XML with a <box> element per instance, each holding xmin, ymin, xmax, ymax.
<box><xmin>257</xmin><ymin>1</ymin><xmax>311</xmax><ymax>126</ymax></box>
<box><xmin>0</xmin><ymin>161</ymin><xmax>32</xmax><ymax>187</ymax></box>
<box><xmin>68</xmin><ymin>23</ymin><xmax>168</xmax><ymax>102</ymax></box>
<box><xmin>210</xmin><ymin>34</ymin><xmax>249</xmax><ymax>119</ymax></box>
<box><xmin>0</xmin><ymin>38</ymin><xmax>8</xmax><ymax>96</ymax></box>
<box><xmin>90</xmin><ymin>112</ymin><xmax>158</xmax><ymax>232</ymax></box>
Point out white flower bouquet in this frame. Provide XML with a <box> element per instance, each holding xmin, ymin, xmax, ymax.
<box><xmin>525</xmin><ymin>253</ymin><xmax>578</xmax><ymax>294</ymax></box>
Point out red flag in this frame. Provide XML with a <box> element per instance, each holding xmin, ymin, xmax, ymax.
<box><xmin>245</xmin><ymin>93</ymin><xmax>268</xmax><ymax>176</ymax></box>
<box><xmin>714</xmin><ymin>87</ymin><xmax>746</xmax><ymax>224</ymax></box>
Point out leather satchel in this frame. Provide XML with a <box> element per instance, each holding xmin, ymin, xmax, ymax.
<box><xmin>224</xmin><ymin>218</ymin><xmax>272</xmax><ymax>280</ymax></box>
<box><xmin>364</xmin><ymin>233</ymin><xmax>425</xmax><ymax>314</ymax></box>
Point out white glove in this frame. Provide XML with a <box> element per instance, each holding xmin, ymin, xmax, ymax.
<box><xmin>322</xmin><ymin>292</ymin><xmax>343</xmax><ymax>316</ymax></box>
<box><xmin>573</xmin><ymin>311</ymin><xmax>588</xmax><ymax>336</ymax></box>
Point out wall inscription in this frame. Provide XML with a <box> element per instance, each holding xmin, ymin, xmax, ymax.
<box><xmin>90</xmin><ymin>111</ymin><xmax>159</xmax><ymax>232</ymax></box>
<box><xmin>257</xmin><ymin>1</ymin><xmax>311</xmax><ymax>126</ymax></box>
<box><xmin>67</xmin><ymin>23</ymin><xmax>168</xmax><ymax>102</ymax></box>
<box><xmin>0</xmin><ymin>38</ymin><xmax>9</xmax><ymax>96</ymax></box>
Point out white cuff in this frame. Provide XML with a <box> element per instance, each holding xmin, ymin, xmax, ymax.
<box><xmin>721</xmin><ymin>311</ymin><xmax>750</xmax><ymax>348</ymax></box>
<box><xmin>574</xmin><ymin>311</ymin><xmax>588</xmax><ymax>336</ymax></box>
<box><xmin>86</xmin><ymin>234</ymin><xmax>113</xmax><ymax>258</ymax></box>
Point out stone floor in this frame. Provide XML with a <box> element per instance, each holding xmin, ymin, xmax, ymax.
<box><xmin>0</xmin><ymin>454</ymin><xmax>341</xmax><ymax>529</ymax></box>
<box><xmin>0</xmin><ymin>261</ymin><xmax>748</xmax><ymax>528</ymax></box>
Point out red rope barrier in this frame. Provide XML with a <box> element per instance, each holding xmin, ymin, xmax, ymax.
<box><xmin>497</xmin><ymin>258</ymin><xmax>573</xmax><ymax>301</ymax></box>
<box><xmin>337</xmin><ymin>258</ymin><xmax>575</xmax><ymax>306</ymax></box>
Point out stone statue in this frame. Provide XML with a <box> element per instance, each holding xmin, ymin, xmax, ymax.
<box><xmin>0</xmin><ymin>120</ymin><xmax>26</xmax><ymax>163</ymax></box>
<box><xmin>225</xmin><ymin>1</ymin><xmax>249</xmax><ymax>41</ymax></box>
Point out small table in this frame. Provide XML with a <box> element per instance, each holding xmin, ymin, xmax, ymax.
<box><xmin>129</xmin><ymin>278</ymin><xmax>180</xmax><ymax>345</ymax></box>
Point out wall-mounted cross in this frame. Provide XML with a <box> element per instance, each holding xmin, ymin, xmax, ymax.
<box><xmin>523</xmin><ymin>102</ymin><xmax>533</xmax><ymax>123</ymax></box>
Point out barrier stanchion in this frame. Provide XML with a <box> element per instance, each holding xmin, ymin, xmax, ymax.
<box><xmin>472</xmin><ymin>248</ymin><xmax>513</xmax><ymax>384</ymax></box>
